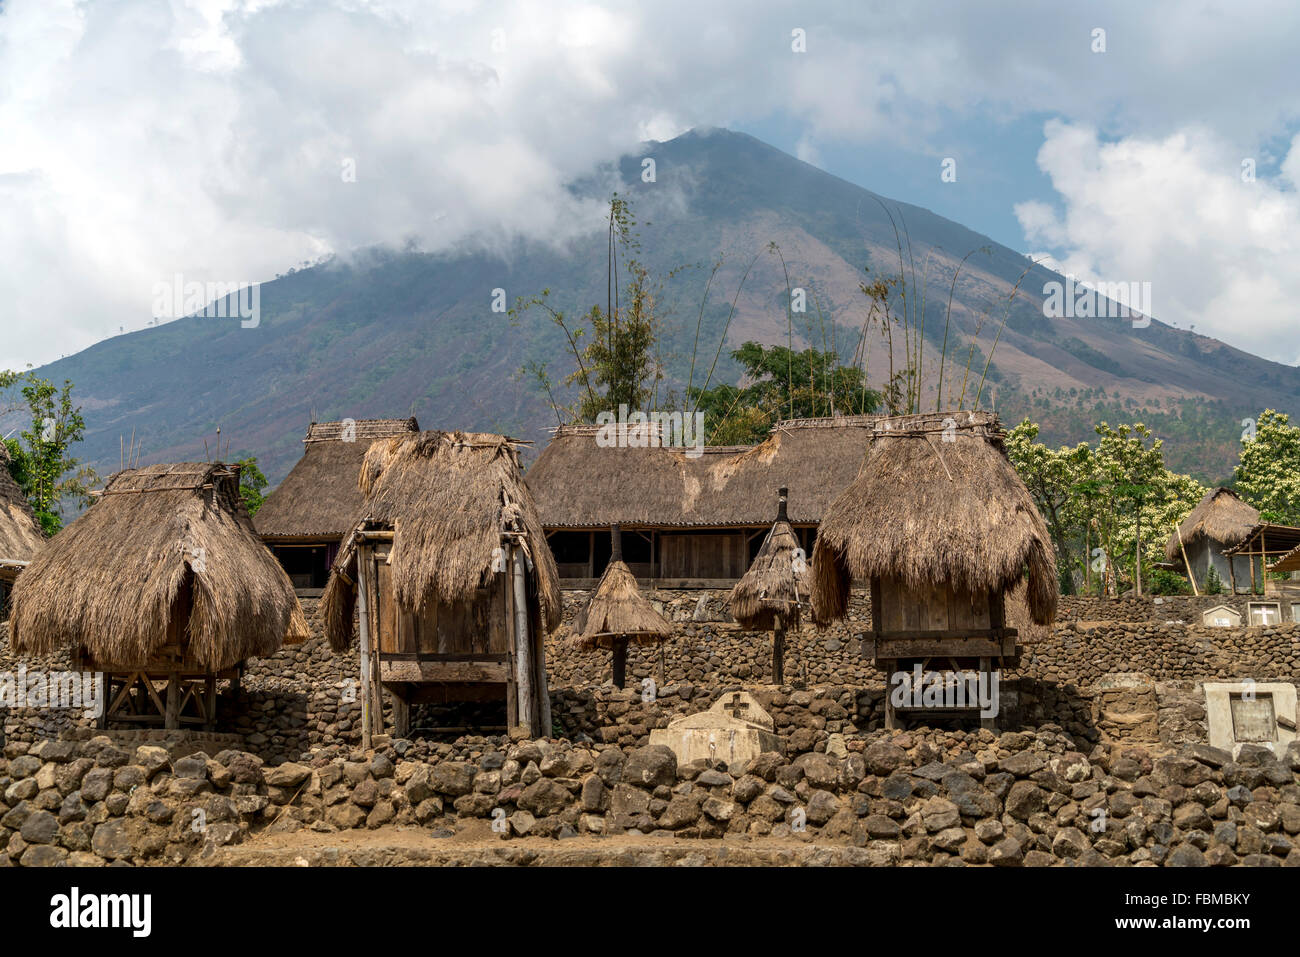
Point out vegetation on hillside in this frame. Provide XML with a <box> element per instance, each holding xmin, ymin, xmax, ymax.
<box><xmin>2</xmin><ymin>371</ymin><xmax>99</xmax><ymax>534</ymax></box>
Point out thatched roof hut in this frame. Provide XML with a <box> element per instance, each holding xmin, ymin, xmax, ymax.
<box><xmin>322</xmin><ymin>431</ymin><xmax>561</xmax><ymax>652</ymax></box>
<box><xmin>811</xmin><ymin>411</ymin><xmax>1058</xmax><ymax>629</ymax></box>
<box><xmin>1164</xmin><ymin>487</ymin><xmax>1259</xmax><ymax>563</ymax></box>
<box><xmin>10</xmin><ymin>462</ymin><xmax>308</xmax><ymax>670</ymax></box>
<box><xmin>255</xmin><ymin>417</ymin><xmax>419</xmax><ymax>541</ymax></box>
<box><xmin>728</xmin><ymin>488</ymin><xmax>809</xmax><ymax>631</ymax></box>
<box><xmin>0</xmin><ymin>444</ymin><xmax>43</xmax><ymax>582</ymax></box>
<box><xmin>528</xmin><ymin>415</ymin><xmax>877</xmax><ymax>529</ymax></box>
<box><xmin>526</xmin><ymin>414</ymin><xmax>877</xmax><ymax>581</ymax></box>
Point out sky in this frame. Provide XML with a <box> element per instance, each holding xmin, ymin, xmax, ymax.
<box><xmin>2</xmin><ymin>0</ymin><xmax>1299</xmax><ymax>370</ymax></box>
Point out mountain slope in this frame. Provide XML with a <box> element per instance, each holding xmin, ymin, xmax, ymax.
<box><xmin>24</xmin><ymin>128</ymin><xmax>1300</xmax><ymax>487</ymax></box>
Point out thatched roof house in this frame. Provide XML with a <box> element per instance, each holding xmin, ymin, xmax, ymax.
<box><xmin>0</xmin><ymin>444</ymin><xmax>43</xmax><ymax>590</ymax></box>
<box><xmin>255</xmin><ymin>417</ymin><xmax>418</xmax><ymax>589</ymax></box>
<box><xmin>526</xmin><ymin>415</ymin><xmax>877</xmax><ymax>582</ymax></box>
<box><xmin>321</xmin><ymin>431</ymin><xmax>561</xmax><ymax>737</ymax></box>
<box><xmin>728</xmin><ymin>489</ymin><xmax>809</xmax><ymax>631</ymax></box>
<box><xmin>1165</xmin><ymin>487</ymin><xmax>1258</xmax><ymax>564</ymax></box>
<box><xmin>322</xmin><ymin>430</ymin><xmax>561</xmax><ymax>652</ymax></box>
<box><xmin>10</xmin><ymin>462</ymin><xmax>307</xmax><ymax>672</ymax></box>
<box><xmin>812</xmin><ymin>411</ymin><xmax>1057</xmax><ymax>630</ymax></box>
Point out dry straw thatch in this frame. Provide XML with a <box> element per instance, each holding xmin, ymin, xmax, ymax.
<box><xmin>728</xmin><ymin>490</ymin><xmax>809</xmax><ymax>631</ymax></box>
<box><xmin>811</xmin><ymin>411</ymin><xmax>1058</xmax><ymax>627</ymax></box>
<box><xmin>254</xmin><ymin>417</ymin><xmax>418</xmax><ymax>540</ymax></box>
<box><xmin>568</xmin><ymin>561</ymin><xmax>674</xmax><ymax>651</ymax></box>
<box><xmin>10</xmin><ymin>462</ymin><xmax>308</xmax><ymax>670</ymax></box>
<box><xmin>322</xmin><ymin>431</ymin><xmax>561</xmax><ymax>651</ymax></box>
<box><xmin>1164</xmin><ymin>486</ymin><xmax>1259</xmax><ymax>564</ymax></box>
<box><xmin>527</xmin><ymin>415</ymin><xmax>877</xmax><ymax>529</ymax></box>
<box><xmin>0</xmin><ymin>443</ymin><xmax>44</xmax><ymax>574</ymax></box>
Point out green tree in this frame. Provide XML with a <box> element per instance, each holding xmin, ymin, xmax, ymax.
<box><xmin>3</xmin><ymin>374</ymin><xmax>98</xmax><ymax>533</ymax></box>
<box><xmin>511</xmin><ymin>195</ymin><xmax>665</xmax><ymax>425</ymax></box>
<box><xmin>689</xmin><ymin>341</ymin><xmax>881</xmax><ymax>445</ymax></box>
<box><xmin>1234</xmin><ymin>409</ymin><xmax>1300</xmax><ymax>524</ymax></box>
<box><xmin>1004</xmin><ymin>419</ymin><xmax>1091</xmax><ymax>594</ymax></box>
<box><xmin>233</xmin><ymin>456</ymin><xmax>268</xmax><ymax>516</ymax></box>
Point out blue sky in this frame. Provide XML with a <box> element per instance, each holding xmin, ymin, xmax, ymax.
<box><xmin>2</xmin><ymin>0</ymin><xmax>1299</xmax><ymax>367</ymax></box>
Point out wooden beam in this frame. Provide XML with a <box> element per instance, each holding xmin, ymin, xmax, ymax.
<box><xmin>381</xmin><ymin>659</ymin><xmax>511</xmax><ymax>683</ymax></box>
<box><xmin>511</xmin><ymin>545</ymin><xmax>536</xmax><ymax>735</ymax></box>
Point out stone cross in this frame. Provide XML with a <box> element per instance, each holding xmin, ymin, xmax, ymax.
<box><xmin>722</xmin><ymin>693</ymin><xmax>750</xmax><ymax>722</ymax></box>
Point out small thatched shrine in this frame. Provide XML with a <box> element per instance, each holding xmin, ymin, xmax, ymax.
<box><xmin>255</xmin><ymin>417</ymin><xmax>419</xmax><ymax>591</ymax></box>
<box><xmin>322</xmin><ymin>431</ymin><xmax>561</xmax><ymax>741</ymax></box>
<box><xmin>9</xmin><ymin>462</ymin><xmax>308</xmax><ymax>729</ymax></box>
<box><xmin>811</xmin><ymin>411</ymin><xmax>1057</xmax><ymax>728</ymax></box>
<box><xmin>0</xmin><ymin>445</ymin><xmax>44</xmax><ymax>615</ymax></box>
<box><xmin>1165</xmin><ymin>487</ymin><xmax>1259</xmax><ymax>593</ymax></box>
<box><xmin>568</xmin><ymin>526</ymin><xmax>673</xmax><ymax>689</ymax></box>
<box><xmin>728</xmin><ymin>488</ymin><xmax>808</xmax><ymax>684</ymax></box>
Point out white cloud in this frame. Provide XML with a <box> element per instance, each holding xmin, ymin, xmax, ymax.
<box><xmin>1016</xmin><ymin>121</ymin><xmax>1300</xmax><ymax>364</ymax></box>
<box><xmin>3</xmin><ymin>0</ymin><xmax>1300</xmax><ymax>368</ymax></box>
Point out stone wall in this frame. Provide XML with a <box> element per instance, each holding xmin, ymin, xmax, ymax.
<box><xmin>2</xmin><ymin>729</ymin><xmax>1297</xmax><ymax>867</ymax></box>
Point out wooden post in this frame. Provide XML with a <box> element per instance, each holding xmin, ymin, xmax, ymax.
<box><xmin>504</xmin><ymin>571</ymin><xmax>518</xmax><ymax>730</ymax></box>
<box><xmin>97</xmin><ymin>672</ymin><xmax>109</xmax><ymax>730</ymax></box>
<box><xmin>164</xmin><ymin>673</ymin><xmax>180</xmax><ymax>730</ymax></box>
<box><xmin>532</xmin><ymin>594</ymin><xmax>552</xmax><ymax>737</ymax></box>
<box><xmin>979</xmin><ymin>656</ymin><xmax>996</xmax><ymax>730</ymax></box>
<box><xmin>392</xmin><ymin>689</ymin><xmax>410</xmax><ymax>738</ymax></box>
<box><xmin>203</xmin><ymin>674</ymin><xmax>216</xmax><ymax>731</ymax></box>
<box><xmin>512</xmin><ymin>544</ymin><xmax>536</xmax><ymax>735</ymax></box>
<box><xmin>772</xmin><ymin>612</ymin><xmax>785</xmax><ymax>686</ymax></box>
<box><xmin>1175</xmin><ymin>522</ymin><xmax>1199</xmax><ymax>596</ymax></box>
<box><xmin>357</xmin><ymin>544</ymin><xmax>374</xmax><ymax>750</ymax></box>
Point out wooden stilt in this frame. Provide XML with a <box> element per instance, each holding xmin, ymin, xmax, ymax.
<box><xmin>164</xmin><ymin>673</ymin><xmax>181</xmax><ymax>730</ymax></box>
<box><xmin>203</xmin><ymin>674</ymin><xmax>217</xmax><ymax>731</ymax></box>
<box><xmin>392</xmin><ymin>688</ymin><xmax>410</xmax><ymax>738</ymax></box>
<box><xmin>357</xmin><ymin>543</ymin><xmax>374</xmax><ymax>750</ymax></box>
<box><xmin>979</xmin><ymin>656</ymin><xmax>997</xmax><ymax>730</ymax></box>
<box><xmin>512</xmin><ymin>545</ymin><xmax>536</xmax><ymax>735</ymax></box>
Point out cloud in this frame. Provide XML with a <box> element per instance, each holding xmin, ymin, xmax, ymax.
<box><xmin>3</xmin><ymin>1</ymin><xmax>1300</xmax><ymax>368</ymax></box>
<box><xmin>1016</xmin><ymin>120</ymin><xmax>1300</xmax><ymax>365</ymax></box>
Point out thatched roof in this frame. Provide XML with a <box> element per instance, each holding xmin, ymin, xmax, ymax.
<box><xmin>1164</xmin><ymin>487</ymin><xmax>1259</xmax><ymax>563</ymax></box>
<box><xmin>322</xmin><ymin>431</ymin><xmax>561</xmax><ymax>652</ymax></box>
<box><xmin>728</xmin><ymin>491</ymin><xmax>809</xmax><ymax>630</ymax></box>
<box><xmin>569</xmin><ymin>560</ymin><xmax>674</xmax><ymax>651</ymax></box>
<box><xmin>526</xmin><ymin>415</ymin><xmax>878</xmax><ymax>528</ymax></box>
<box><xmin>10</xmin><ymin>462</ymin><xmax>308</xmax><ymax>669</ymax></box>
<box><xmin>811</xmin><ymin>411</ymin><xmax>1058</xmax><ymax>627</ymax></box>
<box><xmin>254</xmin><ymin>418</ymin><xmax>419</xmax><ymax>540</ymax></box>
<box><xmin>0</xmin><ymin>444</ymin><xmax>43</xmax><ymax>574</ymax></box>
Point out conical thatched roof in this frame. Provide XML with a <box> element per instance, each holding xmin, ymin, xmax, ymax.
<box><xmin>568</xmin><ymin>559</ymin><xmax>674</xmax><ymax>651</ymax></box>
<box><xmin>255</xmin><ymin>417</ymin><xmax>418</xmax><ymax>540</ymax></box>
<box><xmin>1164</xmin><ymin>487</ymin><xmax>1258</xmax><ymax>563</ymax></box>
<box><xmin>811</xmin><ymin>411</ymin><xmax>1057</xmax><ymax>627</ymax></box>
<box><xmin>10</xmin><ymin>462</ymin><xmax>308</xmax><ymax>669</ymax></box>
<box><xmin>729</xmin><ymin>491</ymin><xmax>809</xmax><ymax>630</ymax></box>
<box><xmin>0</xmin><ymin>444</ymin><xmax>44</xmax><ymax>574</ymax></box>
<box><xmin>322</xmin><ymin>431</ymin><xmax>561</xmax><ymax>652</ymax></box>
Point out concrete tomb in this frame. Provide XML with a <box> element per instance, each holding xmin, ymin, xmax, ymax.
<box><xmin>649</xmin><ymin>690</ymin><xmax>784</xmax><ymax>769</ymax></box>
<box><xmin>1203</xmin><ymin>681</ymin><xmax>1297</xmax><ymax>757</ymax></box>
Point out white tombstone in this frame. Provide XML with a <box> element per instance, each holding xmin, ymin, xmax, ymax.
<box><xmin>1202</xmin><ymin>604</ymin><xmax>1242</xmax><ymax>628</ymax></box>
<box><xmin>1203</xmin><ymin>682</ymin><xmax>1298</xmax><ymax>758</ymax></box>
<box><xmin>649</xmin><ymin>691</ymin><xmax>784</xmax><ymax>769</ymax></box>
